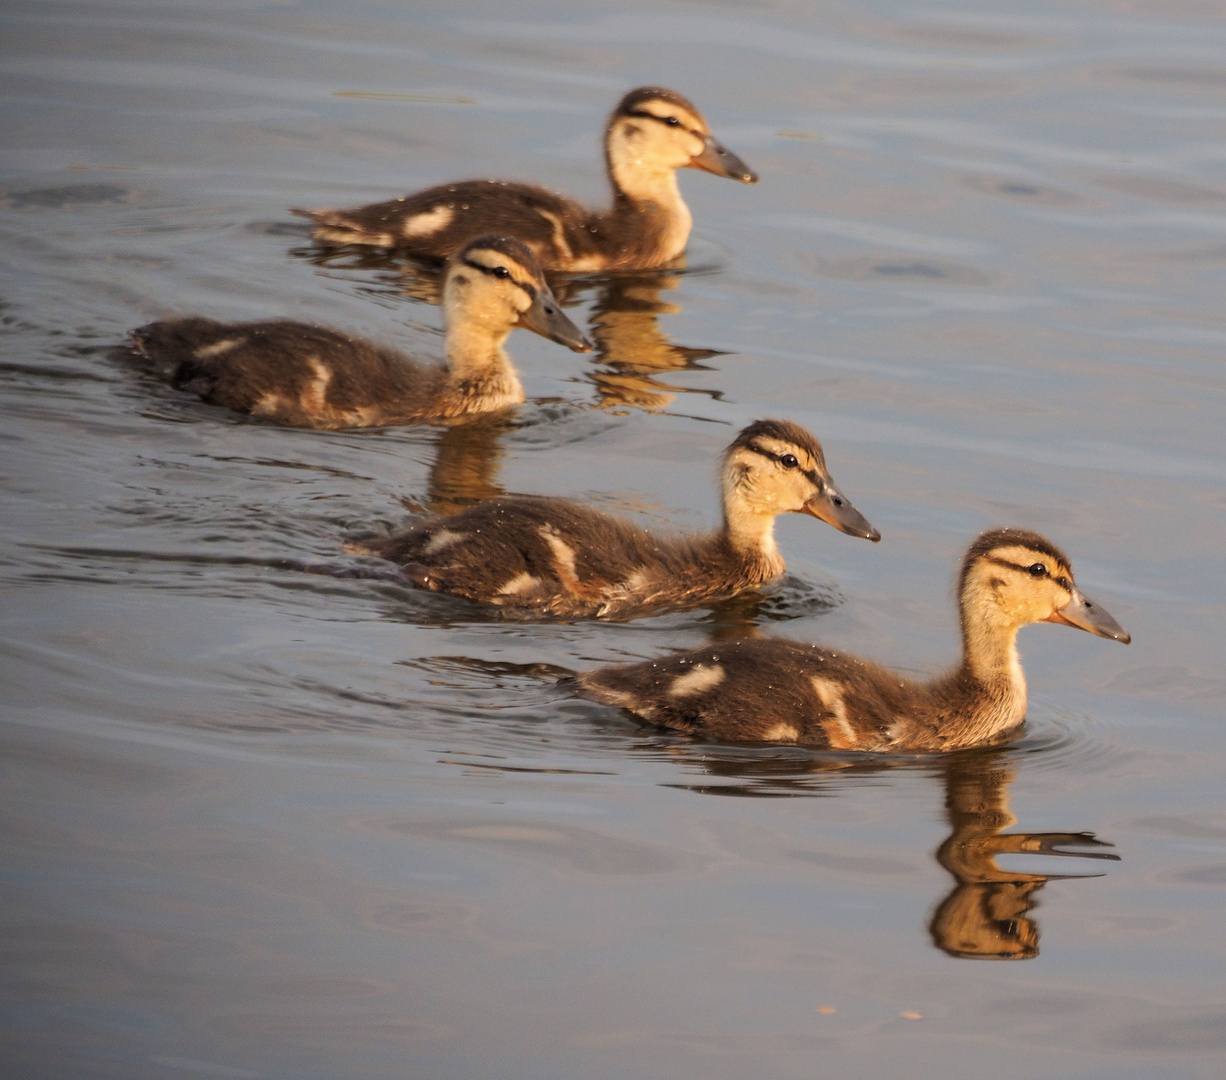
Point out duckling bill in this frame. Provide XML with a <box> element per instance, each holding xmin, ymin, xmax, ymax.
<box><xmin>569</xmin><ymin>528</ymin><xmax>1129</xmax><ymax>750</ymax></box>
<box><xmin>356</xmin><ymin>419</ymin><xmax>878</xmax><ymax>619</ymax></box>
<box><xmin>129</xmin><ymin>236</ymin><xmax>590</xmax><ymax>428</ymax></box>
<box><xmin>293</xmin><ymin>87</ymin><xmax>758</xmax><ymax>272</ymax></box>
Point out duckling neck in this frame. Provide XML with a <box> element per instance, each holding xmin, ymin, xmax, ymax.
<box><xmin>955</xmin><ymin>608</ymin><xmax>1029</xmax><ymax>734</ymax></box>
<box><xmin>720</xmin><ymin>503</ymin><xmax>786</xmax><ymax>580</ymax></box>
<box><xmin>443</xmin><ymin>322</ymin><xmax>524</xmax><ymax>404</ymax></box>
<box><xmin>605</xmin><ymin>162</ymin><xmax>693</xmax><ymax>263</ymax></box>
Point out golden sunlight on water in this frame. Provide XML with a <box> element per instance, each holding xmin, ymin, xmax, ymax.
<box><xmin>1</xmin><ymin>1</ymin><xmax>1225</xmax><ymax>1077</ymax></box>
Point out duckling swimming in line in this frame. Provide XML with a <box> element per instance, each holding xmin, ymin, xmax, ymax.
<box><xmin>569</xmin><ymin>528</ymin><xmax>1130</xmax><ymax>749</ymax></box>
<box><xmin>129</xmin><ymin>236</ymin><xmax>590</xmax><ymax>428</ymax></box>
<box><xmin>293</xmin><ymin>87</ymin><xmax>758</xmax><ymax>272</ymax></box>
<box><xmin>359</xmin><ymin>419</ymin><xmax>879</xmax><ymax>618</ymax></box>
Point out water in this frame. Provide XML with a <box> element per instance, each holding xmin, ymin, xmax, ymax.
<box><xmin>3</xmin><ymin>1</ymin><xmax>1225</xmax><ymax>1076</ymax></box>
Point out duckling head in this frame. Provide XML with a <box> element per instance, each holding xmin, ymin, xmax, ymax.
<box><xmin>720</xmin><ymin>419</ymin><xmax>880</xmax><ymax>556</ymax></box>
<box><xmin>605</xmin><ymin>87</ymin><xmax>758</xmax><ymax>202</ymax></box>
<box><xmin>959</xmin><ymin>528</ymin><xmax>1131</xmax><ymax>651</ymax></box>
<box><xmin>443</xmin><ymin>236</ymin><xmax>592</xmax><ymax>353</ymax></box>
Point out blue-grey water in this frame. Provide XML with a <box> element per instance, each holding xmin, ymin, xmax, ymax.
<box><xmin>2</xmin><ymin>1</ymin><xmax>1225</xmax><ymax>1077</ymax></box>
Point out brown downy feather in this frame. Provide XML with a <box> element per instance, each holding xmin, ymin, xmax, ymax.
<box><xmin>358</xmin><ymin>419</ymin><xmax>878</xmax><ymax>619</ymax></box>
<box><xmin>128</xmin><ymin>236</ymin><xmax>589</xmax><ymax>429</ymax></box>
<box><xmin>292</xmin><ymin>87</ymin><xmax>757</xmax><ymax>272</ymax></box>
<box><xmin>569</xmin><ymin>529</ymin><xmax>1130</xmax><ymax>750</ymax></box>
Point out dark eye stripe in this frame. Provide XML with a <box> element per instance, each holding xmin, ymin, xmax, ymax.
<box><xmin>461</xmin><ymin>257</ymin><xmax>536</xmax><ymax>299</ymax></box>
<box><xmin>624</xmin><ymin>108</ymin><xmax>701</xmax><ymax>137</ymax></box>
<box><xmin>985</xmin><ymin>555</ymin><xmax>1071</xmax><ymax>582</ymax></box>
<box><xmin>747</xmin><ymin>442</ymin><xmax>823</xmax><ymax>486</ymax></box>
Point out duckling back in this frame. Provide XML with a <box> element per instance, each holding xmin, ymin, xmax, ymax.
<box><xmin>570</xmin><ymin>638</ymin><xmax>923</xmax><ymax>749</ymax></box>
<box><xmin>297</xmin><ymin>181</ymin><xmax>608</xmax><ymax>268</ymax></box>
<box><xmin>132</xmin><ymin>318</ymin><xmax>443</xmax><ymax>428</ymax></box>
<box><xmin>363</xmin><ymin>496</ymin><xmax>746</xmax><ymax>619</ymax></box>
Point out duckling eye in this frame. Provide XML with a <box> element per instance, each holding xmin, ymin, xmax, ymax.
<box><xmin>1027</xmin><ymin>562</ymin><xmax>1048</xmax><ymax>578</ymax></box>
<box><xmin>664</xmin><ymin>116</ymin><xmax>681</xmax><ymax>127</ymax></box>
<box><xmin>780</xmin><ymin>454</ymin><xmax>799</xmax><ymax>469</ymax></box>
<box><xmin>492</xmin><ymin>265</ymin><xmax>511</xmax><ymax>279</ymax></box>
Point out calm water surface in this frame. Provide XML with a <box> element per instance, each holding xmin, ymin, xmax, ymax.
<box><xmin>3</xmin><ymin>1</ymin><xmax>1226</xmax><ymax>1077</ymax></box>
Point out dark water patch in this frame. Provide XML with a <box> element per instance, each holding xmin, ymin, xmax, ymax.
<box><xmin>21</xmin><ymin>545</ymin><xmax>411</xmax><ymax>596</ymax></box>
<box><xmin>963</xmin><ymin>175</ymin><xmax>1078</xmax><ymax>205</ymax></box>
<box><xmin>397</xmin><ymin>654</ymin><xmax>575</xmax><ymax>690</ymax></box>
<box><xmin>202</xmin><ymin>453</ymin><xmax>380</xmax><ymax>484</ymax></box>
<box><xmin>810</xmin><ymin>254</ymin><xmax>996</xmax><ymax>287</ymax></box>
<box><xmin>658</xmin><ymin>743</ymin><xmax>926</xmax><ymax>799</ymax></box>
<box><xmin>1112</xmin><ymin>1009</ymin><xmax>1226</xmax><ymax>1052</ymax></box>
<box><xmin>1170</xmin><ymin>864</ymin><xmax>1226</xmax><ymax>885</ymax></box>
<box><xmin>0</xmin><ymin>359</ymin><xmax>118</xmax><ymax>385</ymax></box>
<box><xmin>437</xmin><ymin>757</ymin><xmax>616</xmax><ymax>776</ymax></box>
<box><xmin>248</xmin><ymin>219</ymin><xmax>313</xmax><ymax>237</ymax></box>
<box><xmin>2</xmin><ymin>183</ymin><xmax>130</xmax><ymax>209</ymax></box>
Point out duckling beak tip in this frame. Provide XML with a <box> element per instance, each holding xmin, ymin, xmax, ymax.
<box><xmin>690</xmin><ymin>136</ymin><xmax>758</xmax><ymax>184</ymax></box>
<box><xmin>1045</xmin><ymin>591</ymin><xmax>1131</xmax><ymax>643</ymax></box>
<box><xmin>801</xmin><ymin>491</ymin><xmax>879</xmax><ymax>542</ymax></box>
<box><xmin>518</xmin><ymin>292</ymin><xmax>591</xmax><ymax>352</ymax></box>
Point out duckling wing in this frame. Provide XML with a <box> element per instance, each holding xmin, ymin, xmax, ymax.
<box><xmin>372</xmin><ymin>496</ymin><xmax>668</xmax><ymax>615</ymax></box>
<box><xmin>572</xmin><ymin>638</ymin><xmax>909</xmax><ymax>749</ymax></box>
<box><xmin>133</xmin><ymin>318</ymin><xmax>435</xmax><ymax>429</ymax></box>
<box><xmin>295</xmin><ymin>181</ymin><xmax>601</xmax><ymax>268</ymax></box>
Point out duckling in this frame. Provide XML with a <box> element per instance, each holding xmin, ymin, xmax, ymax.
<box><xmin>292</xmin><ymin>87</ymin><xmax>758</xmax><ymax>272</ymax></box>
<box><xmin>129</xmin><ymin>236</ymin><xmax>590</xmax><ymax>428</ymax></box>
<box><xmin>570</xmin><ymin>528</ymin><xmax>1130</xmax><ymax>749</ymax></box>
<box><xmin>359</xmin><ymin>419</ymin><xmax>879</xmax><ymax>618</ymax></box>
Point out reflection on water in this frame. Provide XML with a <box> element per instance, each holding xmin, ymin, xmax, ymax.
<box><xmin>647</xmin><ymin>736</ymin><xmax>1118</xmax><ymax>959</ymax></box>
<box><xmin>417</xmin><ymin>418</ymin><xmax>508</xmax><ymax>513</ymax></box>
<box><xmin>929</xmin><ymin>749</ymin><xmax>1118</xmax><ymax>961</ymax></box>
<box><xmin>5</xmin><ymin>0</ymin><xmax>1226</xmax><ymax>1074</ymax></box>
<box><xmin>584</xmin><ymin>270</ymin><xmax>726</xmax><ymax>412</ymax></box>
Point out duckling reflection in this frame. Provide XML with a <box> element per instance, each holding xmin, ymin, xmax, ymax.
<box><xmin>587</xmin><ymin>271</ymin><xmax>726</xmax><ymax>412</ymax></box>
<box><xmin>284</xmin><ymin>232</ymin><xmax>451</xmax><ymax>312</ymax></box>
<box><xmin>641</xmin><ymin>738</ymin><xmax>1117</xmax><ymax>957</ymax></box>
<box><xmin>416</xmin><ymin>418</ymin><xmax>508</xmax><ymax>516</ymax></box>
<box><xmin>929</xmin><ymin>748</ymin><xmax>1117</xmax><ymax>960</ymax></box>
